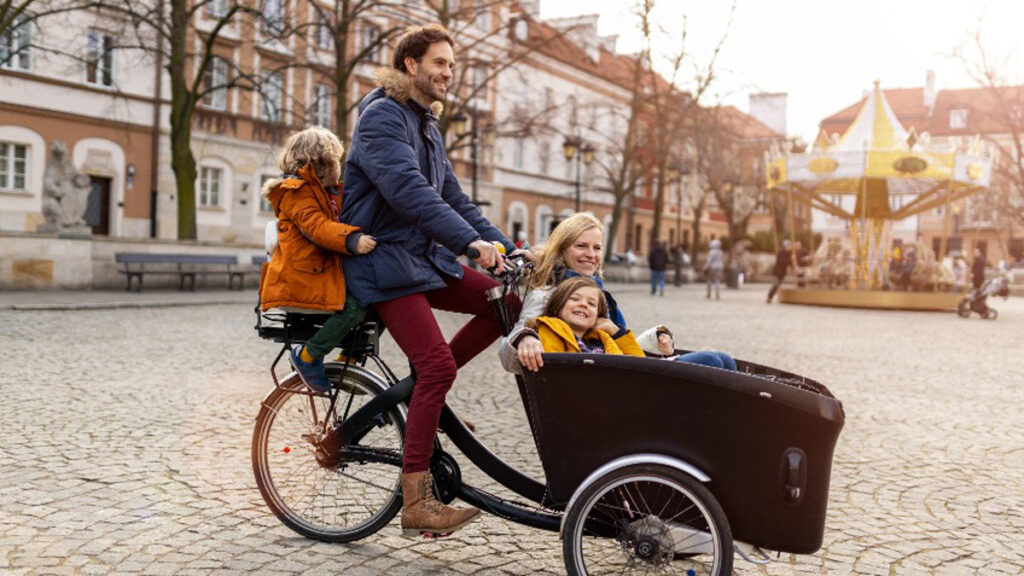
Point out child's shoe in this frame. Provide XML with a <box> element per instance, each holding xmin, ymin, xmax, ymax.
<box><xmin>290</xmin><ymin>346</ymin><xmax>331</xmax><ymax>393</ymax></box>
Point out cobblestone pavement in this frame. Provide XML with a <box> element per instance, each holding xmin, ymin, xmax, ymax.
<box><xmin>1</xmin><ymin>284</ymin><xmax>1022</xmax><ymax>575</ymax></box>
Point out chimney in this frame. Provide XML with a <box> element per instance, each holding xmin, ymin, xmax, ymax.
<box><xmin>749</xmin><ymin>93</ymin><xmax>788</xmax><ymax>136</ymax></box>
<box><xmin>924</xmin><ymin>70</ymin><xmax>936</xmax><ymax>111</ymax></box>
<box><xmin>518</xmin><ymin>0</ymin><xmax>540</xmax><ymax>18</ymax></box>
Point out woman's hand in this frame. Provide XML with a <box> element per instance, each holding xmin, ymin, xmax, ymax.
<box><xmin>595</xmin><ymin>318</ymin><xmax>619</xmax><ymax>335</ymax></box>
<box><xmin>510</xmin><ymin>248</ymin><xmax>536</xmax><ymax>263</ymax></box>
<box><xmin>355</xmin><ymin>235</ymin><xmax>377</xmax><ymax>254</ymax></box>
<box><xmin>516</xmin><ymin>335</ymin><xmax>544</xmax><ymax>372</ymax></box>
<box><xmin>468</xmin><ymin>239</ymin><xmax>504</xmax><ymax>274</ymax></box>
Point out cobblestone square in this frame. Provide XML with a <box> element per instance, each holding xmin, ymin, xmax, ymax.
<box><xmin>1</xmin><ymin>284</ymin><xmax>1022</xmax><ymax>575</ymax></box>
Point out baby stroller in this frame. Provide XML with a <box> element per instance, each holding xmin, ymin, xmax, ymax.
<box><xmin>957</xmin><ymin>275</ymin><xmax>1010</xmax><ymax>319</ymax></box>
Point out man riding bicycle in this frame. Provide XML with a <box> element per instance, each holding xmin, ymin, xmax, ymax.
<box><xmin>339</xmin><ymin>24</ymin><xmax>529</xmax><ymax>537</ymax></box>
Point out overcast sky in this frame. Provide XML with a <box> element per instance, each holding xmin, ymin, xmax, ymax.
<box><xmin>539</xmin><ymin>0</ymin><xmax>1022</xmax><ymax>142</ymax></box>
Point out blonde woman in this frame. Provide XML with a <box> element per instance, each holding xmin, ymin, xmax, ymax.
<box><xmin>259</xmin><ymin>126</ymin><xmax>376</xmax><ymax>393</ymax></box>
<box><xmin>499</xmin><ymin>212</ymin><xmax>736</xmax><ymax>374</ymax></box>
<box><xmin>500</xmin><ymin>213</ymin><xmax>639</xmax><ymax>373</ymax></box>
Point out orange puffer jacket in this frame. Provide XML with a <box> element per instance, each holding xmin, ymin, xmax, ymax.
<box><xmin>259</xmin><ymin>164</ymin><xmax>360</xmax><ymax>311</ymax></box>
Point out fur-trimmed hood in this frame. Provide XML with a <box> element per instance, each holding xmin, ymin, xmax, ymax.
<box><xmin>374</xmin><ymin>67</ymin><xmax>445</xmax><ymax>117</ymax></box>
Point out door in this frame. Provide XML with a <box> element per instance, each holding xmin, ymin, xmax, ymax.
<box><xmin>86</xmin><ymin>176</ymin><xmax>111</xmax><ymax>235</ymax></box>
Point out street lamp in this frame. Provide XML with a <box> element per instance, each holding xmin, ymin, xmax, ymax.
<box><xmin>452</xmin><ymin>109</ymin><xmax>495</xmax><ymax>207</ymax></box>
<box><xmin>563</xmin><ymin>136</ymin><xmax>595</xmax><ymax>212</ymax></box>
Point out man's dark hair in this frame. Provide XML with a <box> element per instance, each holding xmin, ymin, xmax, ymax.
<box><xmin>392</xmin><ymin>24</ymin><xmax>455</xmax><ymax>74</ymax></box>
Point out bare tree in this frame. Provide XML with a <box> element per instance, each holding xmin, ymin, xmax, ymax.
<box><xmin>1</xmin><ymin>0</ymin><xmax>95</xmax><ymax>67</ymax></box>
<box><xmin>89</xmin><ymin>0</ymin><xmax>265</xmax><ymax>240</ymax></box>
<box><xmin>957</xmin><ymin>29</ymin><xmax>1024</xmax><ymax>236</ymax></box>
<box><xmin>286</xmin><ymin>0</ymin><xmax>405</xmax><ymax>144</ymax></box>
<box><xmin>638</xmin><ymin>0</ymin><xmax>733</xmax><ymax>244</ymax></box>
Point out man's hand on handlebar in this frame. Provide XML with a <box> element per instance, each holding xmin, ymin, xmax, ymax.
<box><xmin>467</xmin><ymin>239</ymin><xmax>504</xmax><ymax>275</ymax></box>
<box><xmin>517</xmin><ymin>335</ymin><xmax>544</xmax><ymax>372</ymax></box>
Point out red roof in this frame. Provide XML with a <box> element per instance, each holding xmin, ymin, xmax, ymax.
<box><xmin>820</xmin><ymin>84</ymin><xmax>1024</xmax><ymax>138</ymax></box>
<box><xmin>719</xmin><ymin>105</ymin><xmax>780</xmax><ymax>140</ymax></box>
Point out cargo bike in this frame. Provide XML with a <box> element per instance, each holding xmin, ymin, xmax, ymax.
<box><xmin>252</xmin><ymin>255</ymin><xmax>845</xmax><ymax>575</ymax></box>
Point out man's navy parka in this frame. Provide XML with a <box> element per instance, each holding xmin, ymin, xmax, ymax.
<box><xmin>341</xmin><ymin>68</ymin><xmax>515</xmax><ymax>306</ymax></box>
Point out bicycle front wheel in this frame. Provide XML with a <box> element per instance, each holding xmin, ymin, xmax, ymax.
<box><xmin>252</xmin><ymin>364</ymin><xmax>404</xmax><ymax>542</ymax></box>
<box><xmin>562</xmin><ymin>463</ymin><xmax>733</xmax><ymax>576</ymax></box>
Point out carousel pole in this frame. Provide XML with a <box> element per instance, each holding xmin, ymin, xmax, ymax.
<box><xmin>768</xmin><ymin>185</ymin><xmax>780</xmax><ymax>252</ymax></box>
<box><xmin>786</xmin><ymin>185</ymin><xmax>798</xmax><ymax>283</ymax></box>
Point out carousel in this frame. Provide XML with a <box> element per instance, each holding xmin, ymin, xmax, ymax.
<box><xmin>766</xmin><ymin>81</ymin><xmax>992</xmax><ymax>310</ymax></box>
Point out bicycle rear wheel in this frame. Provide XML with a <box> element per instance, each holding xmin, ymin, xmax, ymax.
<box><xmin>252</xmin><ymin>364</ymin><xmax>404</xmax><ymax>542</ymax></box>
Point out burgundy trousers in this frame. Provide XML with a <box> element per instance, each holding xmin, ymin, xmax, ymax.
<box><xmin>373</xmin><ymin>265</ymin><xmax>501</xmax><ymax>473</ymax></box>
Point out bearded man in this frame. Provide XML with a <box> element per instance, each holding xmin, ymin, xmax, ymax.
<box><xmin>339</xmin><ymin>24</ymin><xmax>530</xmax><ymax>537</ymax></box>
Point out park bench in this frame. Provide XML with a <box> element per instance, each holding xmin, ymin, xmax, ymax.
<box><xmin>114</xmin><ymin>253</ymin><xmax>251</xmax><ymax>292</ymax></box>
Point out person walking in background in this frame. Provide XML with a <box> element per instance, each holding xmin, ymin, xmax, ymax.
<box><xmin>971</xmin><ymin>248</ymin><xmax>986</xmax><ymax>290</ymax></box>
<box><xmin>671</xmin><ymin>243</ymin><xmax>685</xmax><ymax>286</ymax></box>
<box><xmin>766</xmin><ymin>239</ymin><xmax>792</xmax><ymax>303</ymax></box>
<box><xmin>648</xmin><ymin>239</ymin><xmax>668</xmax><ymax>296</ymax></box>
<box><xmin>704</xmin><ymin>234</ymin><xmax>723</xmax><ymax>299</ymax></box>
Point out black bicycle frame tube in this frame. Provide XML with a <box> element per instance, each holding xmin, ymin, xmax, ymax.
<box><xmin>329</xmin><ymin>375</ymin><xmax>548</xmax><ymax>506</ymax></box>
<box><xmin>457</xmin><ymin>484</ymin><xmax>560</xmax><ymax>532</ymax></box>
<box><xmin>438</xmin><ymin>407</ymin><xmax>547</xmax><ymax>504</ymax></box>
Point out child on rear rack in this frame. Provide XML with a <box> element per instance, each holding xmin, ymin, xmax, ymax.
<box><xmin>258</xmin><ymin>127</ymin><xmax>376</xmax><ymax>393</ymax></box>
<box><xmin>519</xmin><ymin>277</ymin><xmax>643</xmax><ymax>362</ymax></box>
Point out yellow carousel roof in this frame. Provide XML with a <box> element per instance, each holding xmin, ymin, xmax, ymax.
<box><xmin>767</xmin><ymin>81</ymin><xmax>992</xmax><ymax>195</ymax></box>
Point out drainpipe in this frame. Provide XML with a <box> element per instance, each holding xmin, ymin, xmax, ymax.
<box><xmin>149</xmin><ymin>0</ymin><xmax>164</xmax><ymax>238</ymax></box>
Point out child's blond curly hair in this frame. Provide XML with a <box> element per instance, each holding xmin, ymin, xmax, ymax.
<box><xmin>277</xmin><ymin>126</ymin><xmax>344</xmax><ymax>182</ymax></box>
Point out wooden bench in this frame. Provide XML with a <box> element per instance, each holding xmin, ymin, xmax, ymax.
<box><xmin>114</xmin><ymin>253</ymin><xmax>250</xmax><ymax>292</ymax></box>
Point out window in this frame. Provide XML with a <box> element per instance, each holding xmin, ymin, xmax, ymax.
<box><xmin>513</xmin><ymin>18</ymin><xmax>528</xmax><ymax>41</ymax></box>
<box><xmin>513</xmin><ymin>138</ymin><xmax>524</xmax><ymax>170</ymax></box>
<box><xmin>474</xmin><ymin>66</ymin><xmax>487</xmax><ymax>90</ymax></box>
<box><xmin>199</xmin><ymin>166</ymin><xmax>222</xmax><ymax>207</ymax></box>
<box><xmin>544</xmin><ymin>87</ymin><xmax>554</xmax><ymax>111</ymax></box>
<box><xmin>949</xmin><ymin>108</ymin><xmax>968</xmax><ymax>130</ymax></box>
<box><xmin>202</xmin><ymin>57</ymin><xmax>229</xmax><ymax>110</ymax></box>
<box><xmin>314</xmin><ymin>10</ymin><xmax>333</xmax><ymax>49</ymax></box>
<box><xmin>206</xmin><ymin>0</ymin><xmax>229</xmax><ymax>19</ymax></box>
<box><xmin>539</xmin><ymin>140</ymin><xmax>550</xmax><ymax>175</ymax></box>
<box><xmin>260</xmin><ymin>71</ymin><xmax>283</xmax><ymax>122</ymax></box>
<box><xmin>0</xmin><ymin>142</ymin><xmax>29</xmax><ymax>191</ymax></box>
<box><xmin>360</xmin><ymin>24</ymin><xmax>381</xmax><ymax>63</ymax></box>
<box><xmin>474</xmin><ymin>5</ymin><xmax>491</xmax><ymax>30</ymax></box>
<box><xmin>86</xmin><ymin>30</ymin><xmax>114</xmax><ymax>86</ymax></box>
<box><xmin>0</xmin><ymin>14</ymin><xmax>32</xmax><ymax>71</ymax></box>
<box><xmin>311</xmin><ymin>84</ymin><xmax>331</xmax><ymax>128</ymax></box>
<box><xmin>264</xmin><ymin>0</ymin><xmax>285</xmax><ymax>34</ymax></box>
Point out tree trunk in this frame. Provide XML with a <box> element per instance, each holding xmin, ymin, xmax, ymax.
<box><xmin>169</xmin><ymin>0</ymin><xmax>197</xmax><ymax>240</ymax></box>
<box><xmin>605</xmin><ymin>193</ymin><xmax>628</xmax><ymax>263</ymax></box>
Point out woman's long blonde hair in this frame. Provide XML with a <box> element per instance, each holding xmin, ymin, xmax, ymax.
<box><xmin>277</xmin><ymin>126</ymin><xmax>344</xmax><ymax>182</ymax></box>
<box><xmin>528</xmin><ymin>212</ymin><xmax>604</xmax><ymax>289</ymax></box>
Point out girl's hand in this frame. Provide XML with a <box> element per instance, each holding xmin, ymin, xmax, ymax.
<box><xmin>595</xmin><ymin>318</ymin><xmax>619</xmax><ymax>335</ymax></box>
<box><xmin>517</xmin><ymin>335</ymin><xmax>544</xmax><ymax>372</ymax></box>
<box><xmin>356</xmin><ymin>235</ymin><xmax>377</xmax><ymax>254</ymax></box>
<box><xmin>657</xmin><ymin>333</ymin><xmax>675</xmax><ymax>355</ymax></box>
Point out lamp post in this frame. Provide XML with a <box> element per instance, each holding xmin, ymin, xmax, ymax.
<box><xmin>563</xmin><ymin>136</ymin><xmax>595</xmax><ymax>212</ymax></box>
<box><xmin>452</xmin><ymin>109</ymin><xmax>496</xmax><ymax>207</ymax></box>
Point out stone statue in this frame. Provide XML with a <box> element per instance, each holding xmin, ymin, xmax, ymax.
<box><xmin>40</xmin><ymin>140</ymin><xmax>92</xmax><ymax>234</ymax></box>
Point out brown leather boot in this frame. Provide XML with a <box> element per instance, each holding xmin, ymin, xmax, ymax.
<box><xmin>400</xmin><ymin>471</ymin><xmax>480</xmax><ymax>538</ymax></box>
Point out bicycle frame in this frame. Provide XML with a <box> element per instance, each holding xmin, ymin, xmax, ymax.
<box><xmin>324</xmin><ymin>362</ymin><xmax>560</xmax><ymax>531</ymax></box>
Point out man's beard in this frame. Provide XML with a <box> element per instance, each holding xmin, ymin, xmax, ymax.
<box><xmin>414</xmin><ymin>72</ymin><xmax>445</xmax><ymax>102</ymax></box>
